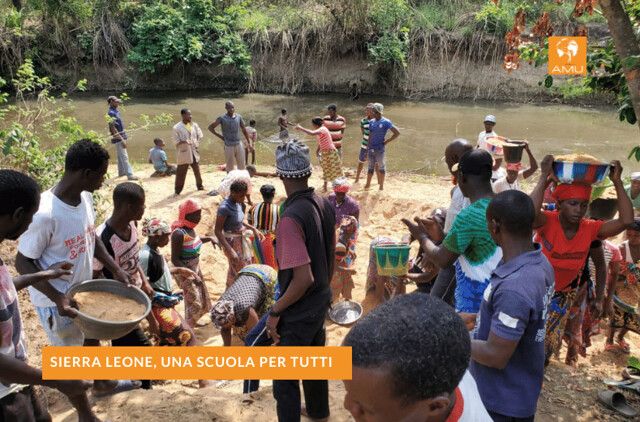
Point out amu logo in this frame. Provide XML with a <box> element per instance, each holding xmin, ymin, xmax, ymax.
<box><xmin>548</xmin><ymin>36</ymin><xmax>587</xmax><ymax>75</ymax></box>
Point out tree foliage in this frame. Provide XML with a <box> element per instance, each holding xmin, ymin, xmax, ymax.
<box><xmin>500</xmin><ymin>0</ymin><xmax>640</xmax><ymax>128</ymax></box>
<box><xmin>127</xmin><ymin>0</ymin><xmax>252</xmax><ymax>75</ymax></box>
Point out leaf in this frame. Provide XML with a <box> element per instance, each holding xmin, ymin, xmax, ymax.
<box><xmin>544</xmin><ymin>75</ymin><xmax>553</xmax><ymax>88</ymax></box>
<box><xmin>622</xmin><ymin>55</ymin><xmax>640</xmax><ymax>70</ymax></box>
<box><xmin>626</xmin><ymin>107</ymin><xmax>637</xmax><ymax>125</ymax></box>
<box><xmin>628</xmin><ymin>146</ymin><xmax>639</xmax><ymax>160</ymax></box>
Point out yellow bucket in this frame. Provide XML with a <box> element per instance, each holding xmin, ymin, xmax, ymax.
<box><xmin>372</xmin><ymin>244</ymin><xmax>411</xmax><ymax>277</ymax></box>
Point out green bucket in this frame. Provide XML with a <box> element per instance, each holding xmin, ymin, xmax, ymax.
<box><xmin>372</xmin><ymin>244</ymin><xmax>411</xmax><ymax>277</ymax></box>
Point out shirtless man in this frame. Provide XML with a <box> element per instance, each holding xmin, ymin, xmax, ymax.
<box><xmin>278</xmin><ymin>109</ymin><xmax>291</xmax><ymax>140</ymax></box>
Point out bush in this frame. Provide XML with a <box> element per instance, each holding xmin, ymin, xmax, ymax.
<box><xmin>474</xmin><ymin>2</ymin><xmax>511</xmax><ymax>36</ymax></box>
<box><xmin>368</xmin><ymin>0</ymin><xmax>413</xmax><ymax>68</ymax></box>
<box><xmin>127</xmin><ymin>0</ymin><xmax>252</xmax><ymax>75</ymax></box>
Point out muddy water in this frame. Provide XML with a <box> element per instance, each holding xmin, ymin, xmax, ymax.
<box><xmin>63</xmin><ymin>91</ymin><xmax>640</xmax><ymax>176</ymax></box>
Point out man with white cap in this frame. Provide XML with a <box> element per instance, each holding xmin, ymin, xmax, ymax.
<box><xmin>363</xmin><ymin>102</ymin><xmax>400</xmax><ymax>191</ymax></box>
<box><xmin>476</xmin><ymin>114</ymin><xmax>497</xmax><ymax>151</ymax></box>
<box><xmin>625</xmin><ymin>172</ymin><xmax>640</xmax><ymax>214</ymax></box>
<box><xmin>266</xmin><ymin>140</ymin><xmax>334</xmax><ymax>422</ymax></box>
<box><xmin>476</xmin><ymin>115</ymin><xmax>505</xmax><ymax>182</ymax></box>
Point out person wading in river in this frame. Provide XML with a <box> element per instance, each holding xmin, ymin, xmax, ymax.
<box><xmin>322</xmin><ymin>104</ymin><xmax>346</xmax><ymax>158</ymax></box>
<box><xmin>278</xmin><ymin>109</ymin><xmax>292</xmax><ymax>141</ymax></box>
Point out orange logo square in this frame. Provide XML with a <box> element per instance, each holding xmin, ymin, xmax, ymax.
<box><xmin>548</xmin><ymin>36</ymin><xmax>587</xmax><ymax>75</ymax></box>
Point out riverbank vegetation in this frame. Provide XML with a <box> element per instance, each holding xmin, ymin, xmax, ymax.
<box><xmin>0</xmin><ymin>0</ymin><xmax>610</xmax><ymax>100</ymax></box>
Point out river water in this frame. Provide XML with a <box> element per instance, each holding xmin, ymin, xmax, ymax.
<box><xmin>63</xmin><ymin>91</ymin><xmax>640</xmax><ymax>175</ymax></box>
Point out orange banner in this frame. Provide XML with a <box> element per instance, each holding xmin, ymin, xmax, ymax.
<box><xmin>42</xmin><ymin>347</ymin><xmax>352</xmax><ymax>380</ymax></box>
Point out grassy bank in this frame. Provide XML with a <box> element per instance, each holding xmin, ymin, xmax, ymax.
<box><xmin>0</xmin><ymin>0</ymin><xmax>609</xmax><ymax>102</ymax></box>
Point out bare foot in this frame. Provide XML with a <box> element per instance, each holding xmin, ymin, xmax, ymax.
<box><xmin>198</xmin><ymin>379</ymin><xmax>215</xmax><ymax>389</ymax></box>
<box><xmin>301</xmin><ymin>406</ymin><xmax>329</xmax><ymax>422</ymax></box>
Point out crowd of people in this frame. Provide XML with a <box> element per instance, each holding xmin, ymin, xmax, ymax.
<box><xmin>2</xmin><ymin>97</ymin><xmax>640</xmax><ymax>422</ymax></box>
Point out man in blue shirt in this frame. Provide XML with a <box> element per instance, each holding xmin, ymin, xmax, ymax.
<box><xmin>107</xmin><ymin>96</ymin><xmax>138</xmax><ymax>180</ymax></box>
<box><xmin>363</xmin><ymin>103</ymin><xmax>399</xmax><ymax>191</ymax></box>
<box><xmin>470</xmin><ymin>190</ymin><xmax>555</xmax><ymax>422</ymax></box>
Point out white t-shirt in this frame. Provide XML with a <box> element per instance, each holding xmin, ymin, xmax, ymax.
<box><xmin>492</xmin><ymin>172</ymin><xmax>524</xmax><ymax>193</ymax></box>
<box><xmin>450</xmin><ymin>370</ymin><xmax>492</xmax><ymax>421</ymax></box>
<box><xmin>491</xmin><ymin>167</ymin><xmax>507</xmax><ymax>183</ymax></box>
<box><xmin>444</xmin><ymin>186</ymin><xmax>471</xmax><ymax>234</ymax></box>
<box><xmin>18</xmin><ymin>190</ymin><xmax>96</xmax><ymax>308</ymax></box>
<box><xmin>477</xmin><ymin>130</ymin><xmax>497</xmax><ymax>151</ymax></box>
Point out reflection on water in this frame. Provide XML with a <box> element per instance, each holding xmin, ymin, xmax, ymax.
<box><xmin>57</xmin><ymin>91</ymin><xmax>640</xmax><ymax>176</ymax></box>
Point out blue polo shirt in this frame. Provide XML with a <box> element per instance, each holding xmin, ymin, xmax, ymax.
<box><xmin>108</xmin><ymin>107</ymin><xmax>127</xmax><ymax>144</ymax></box>
<box><xmin>367</xmin><ymin>117</ymin><xmax>394</xmax><ymax>151</ymax></box>
<box><xmin>471</xmin><ymin>243</ymin><xmax>555</xmax><ymax>418</ymax></box>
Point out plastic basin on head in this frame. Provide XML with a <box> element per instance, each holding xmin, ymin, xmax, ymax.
<box><xmin>552</xmin><ymin>161</ymin><xmax>611</xmax><ymax>186</ymax></box>
<box><xmin>66</xmin><ymin>279</ymin><xmax>151</xmax><ymax>341</ymax></box>
<box><xmin>485</xmin><ymin>136</ymin><xmax>510</xmax><ymax>156</ymax></box>
<box><xmin>372</xmin><ymin>244</ymin><xmax>411</xmax><ymax>277</ymax></box>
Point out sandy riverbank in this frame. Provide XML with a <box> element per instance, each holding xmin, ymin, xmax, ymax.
<box><xmin>4</xmin><ymin>163</ymin><xmax>639</xmax><ymax>421</ymax></box>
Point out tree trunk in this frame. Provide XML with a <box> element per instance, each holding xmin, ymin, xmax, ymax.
<box><xmin>599</xmin><ymin>0</ymin><xmax>640</xmax><ymax>131</ymax></box>
<box><xmin>11</xmin><ymin>0</ymin><xmax>22</xmax><ymax>10</ymax></box>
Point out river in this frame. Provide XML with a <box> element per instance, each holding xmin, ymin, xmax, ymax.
<box><xmin>63</xmin><ymin>91</ymin><xmax>640</xmax><ymax>176</ymax></box>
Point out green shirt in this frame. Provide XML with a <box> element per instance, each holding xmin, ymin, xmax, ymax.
<box><xmin>625</xmin><ymin>185</ymin><xmax>640</xmax><ymax>212</ymax></box>
<box><xmin>139</xmin><ymin>244</ymin><xmax>173</xmax><ymax>295</ymax></box>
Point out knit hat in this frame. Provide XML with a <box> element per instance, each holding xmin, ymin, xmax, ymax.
<box><xmin>275</xmin><ymin>140</ymin><xmax>313</xmax><ymax>178</ymax></box>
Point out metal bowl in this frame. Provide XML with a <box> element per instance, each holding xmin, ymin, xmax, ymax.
<box><xmin>329</xmin><ymin>300</ymin><xmax>363</xmax><ymax>326</ymax></box>
<box><xmin>67</xmin><ymin>279</ymin><xmax>151</xmax><ymax>340</ymax></box>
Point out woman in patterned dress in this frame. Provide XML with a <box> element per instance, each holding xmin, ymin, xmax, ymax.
<box><xmin>170</xmin><ymin>199</ymin><xmax>217</xmax><ymax>327</ymax></box>
<box><xmin>606</xmin><ymin>220</ymin><xmax>640</xmax><ymax>353</ymax></box>
<box><xmin>295</xmin><ymin>117</ymin><xmax>344</xmax><ymax>192</ymax></box>
<box><xmin>210</xmin><ymin>264</ymin><xmax>278</xmax><ymax>346</ymax></box>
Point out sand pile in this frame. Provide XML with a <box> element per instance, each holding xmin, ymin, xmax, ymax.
<box><xmin>74</xmin><ymin>291</ymin><xmax>147</xmax><ymax>322</ymax></box>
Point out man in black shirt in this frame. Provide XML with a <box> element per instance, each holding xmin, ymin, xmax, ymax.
<box><xmin>266</xmin><ymin>140</ymin><xmax>335</xmax><ymax>422</ymax></box>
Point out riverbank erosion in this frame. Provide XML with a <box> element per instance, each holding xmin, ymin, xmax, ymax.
<box><xmin>0</xmin><ymin>0</ymin><xmax>614</xmax><ymax>104</ymax></box>
<box><xmin>0</xmin><ymin>164</ymin><xmax>637</xmax><ymax>421</ymax></box>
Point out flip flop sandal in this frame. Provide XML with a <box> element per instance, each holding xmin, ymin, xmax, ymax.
<box><xmin>622</xmin><ymin>367</ymin><xmax>640</xmax><ymax>381</ymax></box>
<box><xmin>605</xmin><ymin>344</ymin><xmax>620</xmax><ymax>352</ymax></box>
<box><xmin>598</xmin><ymin>390</ymin><xmax>639</xmax><ymax>418</ymax></box>
<box><xmin>603</xmin><ymin>379</ymin><xmax>640</xmax><ymax>393</ymax></box>
<box><xmin>92</xmin><ymin>379</ymin><xmax>142</xmax><ymax>398</ymax></box>
<box><xmin>617</xmin><ymin>340</ymin><xmax>632</xmax><ymax>354</ymax></box>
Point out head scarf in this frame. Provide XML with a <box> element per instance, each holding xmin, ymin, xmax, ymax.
<box><xmin>171</xmin><ymin>199</ymin><xmax>201</xmax><ymax>232</ymax></box>
<box><xmin>142</xmin><ymin>218</ymin><xmax>171</xmax><ymax>237</ymax></box>
<box><xmin>211</xmin><ymin>300</ymin><xmax>235</xmax><ymax>329</ymax></box>
<box><xmin>506</xmin><ymin>162</ymin><xmax>522</xmax><ymax>171</ymax></box>
<box><xmin>332</xmin><ymin>178</ymin><xmax>350</xmax><ymax>193</ymax></box>
<box><xmin>552</xmin><ymin>184</ymin><xmax>592</xmax><ymax>202</ymax></box>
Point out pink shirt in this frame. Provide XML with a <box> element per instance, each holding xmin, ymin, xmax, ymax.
<box><xmin>316</xmin><ymin>127</ymin><xmax>335</xmax><ymax>151</ymax></box>
<box><xmin>275</xmin><ymin>217</ymin><xmax>310</xmax><ymax>270</ymax></box>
